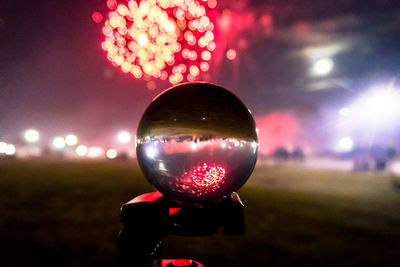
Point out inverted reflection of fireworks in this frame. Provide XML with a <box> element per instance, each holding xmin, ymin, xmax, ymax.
<box><xmin>101</xmin><ymin>0</ymin><xmax>215</xmax><ymax>84</ymax></box>
<box><xmin>191</xmin><ymin>163</ymin><xmax>226</xmax><ymax>188</ymax></box>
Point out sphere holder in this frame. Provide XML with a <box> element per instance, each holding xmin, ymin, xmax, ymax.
<box><xmin>118</xmin><ymin>191</ymin><xmax>244</xmax><ymax>267</ymax></box>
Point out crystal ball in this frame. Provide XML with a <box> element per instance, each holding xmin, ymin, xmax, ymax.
<box><xmin>136</xmin><ymin>82</ymin><xmax>258</xmax><ymax>202</ymax></box>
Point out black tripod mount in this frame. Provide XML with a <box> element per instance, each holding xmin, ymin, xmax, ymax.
<box><xmin>118</xmin><ymin>191</ymin><xmax>244</xmax><ymax>267</ymax></box>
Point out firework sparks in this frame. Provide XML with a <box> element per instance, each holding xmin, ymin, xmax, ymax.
<box><xmin>191</xmin><ymin>163</ymin><xmax>226</xmax><ymax>188</ymax></box>
<box><xmin>101</xmin><ymin>0</ymin><xmax>216</xmax><ymax>84</ymax></box>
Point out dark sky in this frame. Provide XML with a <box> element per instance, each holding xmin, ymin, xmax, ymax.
<box><xmin>1</xmin><ymin>0</ymin><xmax>400</xmax><ymax>146</ymax></box>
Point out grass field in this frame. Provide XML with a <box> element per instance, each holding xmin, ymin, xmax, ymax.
<box><xmin>1</xmin><ymin>160</ymin><xmax>400</xmax><ymax>267</ymax></box>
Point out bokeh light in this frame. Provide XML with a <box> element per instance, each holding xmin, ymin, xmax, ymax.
<box><xmin>76</xmin><ymin>145</ymin><xmax>88</xmax><ymax>156</ymax></box>
<box><xmin>53</xmin><ymin>137</ymin><xmax>66</xmax><ymax>149</ymax></box>
<box><xmin>350</xmin><ymin>86</ymin><xmax>400</xmax><ymax>128</ymax></box>
<box><xmin>101</xmin><ymin>0</ymin><xmax>215</xmax><ymax>84</ymax></box>
<box><xmin>312</xmin><ymin>58</ymin><xmax>334</xmax><ymax>76</ymax></box>
<box><xmin>207</xmin><ymin>0</ymin><xmax>217</xmax><ymax>9</ymax></box>
<box><xmin>65</xmin><ymin>134</ymin><xmax>78</xmax><ymax>146</ymax></box>
<box><xmin>106</xmin><ymin>149</ymin><xmax>118</xmax><ymax>159</ymax></box>
<box><xmin>87</xmin><ymin>147</ymin><xmax>104</xmax><ymax>158</ymax></box>
<box><xmin>0</xmin><ymin>142</ymin><xmax>7</xmax><ymax>153</ymax></box>
<box><xmin>24</xmin><ymin>129</ymin><xmax>40</xmax><ymax>143</ymax></box>
<box><xmin>107</xmin><ymin>0</ymin><xmax>118</xmax><ymax>9</ymax></box>
<box><xmin>358</xmin><ymin>87</ymin><xmax>400</xmax><ymax>117</ymax></box>
<box><xmin>92</xmin><ymin>12</ymin><xmax>103</xmax><ymax>23</ymax></box>
<box><xmin>146</xmin><ymin>80</ymin><xmax>157</xmax><ymax>90</ymax></box>
<box><xmin>226</xmin><ymin>48</ymin><xmax>236</xmax><ymax>60</ymax></box>
<box><xmin>117</xmin><ymin>131</ymin><xmax>131</xmax><ymax>144</ymax></box>
<box><xmin>338</xmin><ymin>107</ymin><xmax>350</xmax><ymax>117</ymax></box>
<box><xmin>336</xmin><ymin>137</ymin><xmax>354</xmax><ymax>153</ymax></box>
<box><xmin>5</xmin><ymin>144</ymin><xmax>16</xmax><ymax>155</ymax></box>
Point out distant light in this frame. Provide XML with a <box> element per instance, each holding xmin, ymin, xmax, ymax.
<box><xmin>53</xmin><ymin>137</ymin><xmax>66</xmax><ymax>149</ymax></box>
<box><xmin>158</xmin><ymin>162</ymin><xmax>167</xmax><ymax>171</ymax></box>
<box><xmin>106</xmin><ymin>149</ymin><xmax>118</xmax><ymax>159</ymax></box>
<box><xmin>87</xmin><ymin>147</ymin><xmax>104</xmax><ymax>158</ymax></box>
<box><xmin>0</xmin><ymin>142</ymin><xmax>7</xmax><ymax>153</ymax></box>
<box><xmin>251</xmin><ymin>141</ymin><xmax>258</xmax><ymax>149</ymax></box>
<box><xmin>65</xmin><ymin>134</ymin><xmax>78</xmax><ymax>146</ymax></box>
<box><xmin>338</xmin><ymin>107</ymin><xmax>350</xmax><ymax>117</ymax></box>
<box><xmin>336</xmin><ymin>137</ymin><xmax>354</xmax><ymax>153</ymax></box>
<box><xmin>118</xmin><ymin>131</ymin><xmax>131</xmax><ymax>144</ymax></box>
<box><xmin>145</xmin><ymin>146</ymin><xmax>158</xmax><ymax>159</ymax></box>
<box><xmin>24</xmin><ymin>129</ymin><xmax>40</xmax><ymax>143</ymax></box>
<box><xmin>76</xmin><ymin>145</ymin><xmax>88</xmax><ymax>156</ymax></box>
<box><xmin>361</xmin><ymin>87</ymin><xmax>399</xmax><ymax>116</ymax></box>
<box><xmin>107</xmin><ymin>0</ymin><xmax>117</xmax><ymax>9</ymax></box>
<box><xmin>391</xmin><ymin>162</ymin><xmax>400</xmax><ymax>174</ymax></box>
<box><xmin>226</xmin><ymin>49</ymin><xmax>237</xmax><ymax>60</ymax></box>
<box><xmin>207</xmin><ymin>0</ymin><xmax>217</xmax><ymax>9</ymax></box>
<box><xmin>146</xmin><ymin>81</ymin><xmax>157</xmax><ymax>90</ymax></box>
<box><xmin>351</xmin><ymin>86</ymin><xmax>400</xmax><ymax>127</ymax></box>
<box><xmin>312</xmin><ymin>58</ymin><xmax>333</xmax><ymax>76</ymax></box>
<box><xmin>92</xmin><ymin>12</ymin><xmax>103</xmax><ymax>23</ymax></box>
<box><xmin>5</xmin><ymin>144</ymin><xmax>16</xmax><ymax>155</ymax></box>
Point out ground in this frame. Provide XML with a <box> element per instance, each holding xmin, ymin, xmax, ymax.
<box><xmin>0</xmin><ymin>160</ymin><xmax>399</xmax><ymax>267</ymax></box>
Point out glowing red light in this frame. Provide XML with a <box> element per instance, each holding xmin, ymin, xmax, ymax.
<box><xmin>127</xmin><ymin>191</ymin><xmax>163</xmax><ymax>204</ymax></box>
<box><xmin>172</xmin><ymin>260</ymin><xmax>193</xmax><ymax>267</ymax></box>
<box><xmin>107</xmin><ymin>0</ymin><xmax>118</xmax><ymax>10</ymax></box>
<box><xmin>226</xmin><ymin>49</ymin><xmax>237</xmax><ymax>60</ymax></box>
<box><xmin>92</xmin><ymin>12</ymin><xmax>103</xmax><ymax>24</ymax></box>
<box><xmin>207</xmin><ymin>0</ymin><xmax>217</xmax><ymax>9</ymax></box>
<box><xmin>102</xmin><ymin>0</ymin><xmax>215</xmax><ymax>85</ymax></box>
<box><xmin>169</xmin><ymin>207</ymin><xmax>181</xmax><ymax>216</ymax></box>
<box><xmin>191</xmin><ymin>163</ymin><xmax>226</xmax><ymax>188</ymax></box>
<box><xmin>218</xmin><ymin>10</ymin><xmax>231</xmax><ymax>32</ymax></box>
<box><xmin>146</xmin><ymin>81</ymin><xmax>157</xmax><ymax>90</ymax></box>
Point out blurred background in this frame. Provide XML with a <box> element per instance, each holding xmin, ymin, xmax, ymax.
<box><xmin>1</xmin><ymin>0</ymin><xmax>400</xmax><ymax>266</ymax></box>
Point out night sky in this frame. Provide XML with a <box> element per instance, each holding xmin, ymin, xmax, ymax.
<box><xmin>1</xmin><ymin>0</ymin><xmax>400</xmax><ymax>148</ymax></box>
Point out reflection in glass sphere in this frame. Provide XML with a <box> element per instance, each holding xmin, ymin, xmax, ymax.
<box><xmin>136</xmin><ymin>82</ymin><xmax>258</xmax><ymax>202</ymax></box>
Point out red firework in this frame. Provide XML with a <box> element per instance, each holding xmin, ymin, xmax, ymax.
<box><xmin>101</xmin><ymin>0</ymin><xmax>215</xmax><ymax>84</ymax></box>
<box><xmin>191</xmin><ymin>163</ymin><xmax>226</xmax><ymax>188</ymax></box>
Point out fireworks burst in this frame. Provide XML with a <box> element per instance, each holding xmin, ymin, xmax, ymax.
<box><xmin>101</xmin><ymin>0</ymin><xmax>216</xmax><ymax>84</ymax></box>
<box><xmin>191</xmin><ymin>163</ymin><xmax>226</xmax><ymax>188</ymax></box>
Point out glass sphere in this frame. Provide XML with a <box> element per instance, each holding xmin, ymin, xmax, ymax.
<box><xmin>136</xmin><ymin>82</ymin><xmax>258</xmax><ymax>202</ymax></box>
